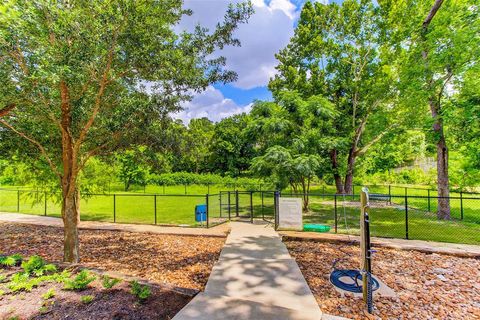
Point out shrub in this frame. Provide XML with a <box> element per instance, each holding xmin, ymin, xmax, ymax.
<box><xmin>64</xmin><ymin>270</ymin><xmax>96</xmax><ymax>291</ymax></box>
<box><xmin>81</xmin><ymin>295</ymin><xmax>94</xmax><ymax>304</ymax></box>
<box><xmin>21</xmin><ymin>256</ymin><xmax>56</xmax><ymax>276</ymax></box>
<box><xmin>0</xmin><ymin>254</ymin><xmax>23</xmax><ymax>267</ymax></box>
<box><xmin>42</xmin><ymin>288</ymin><xmax>55</xmax><ymax>300</ymax></box>
<box><xmin>7</xmin><ymin>271</ymin><xmax>66</xmax><ymax>292</ymax></box>
<box><xmin>130</xmin><ymin>280</ymin><xmax>151</xmax><ymax>302</ymax></box>
<box><xmin>102</xmin><ymin>275</ymin><xmax>121</xmax><ymax>289</ymax></box>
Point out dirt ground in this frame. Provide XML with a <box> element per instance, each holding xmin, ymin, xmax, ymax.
<box><xmin>0</xmin><ymin>265</ymin><xmax>192</xmax><ymax>320</ymax></box>
<box><xmin>285</xmin><ymin>240</ymin><xmax>480</xmax><ymax>320</ymax></box>
<box><xmin>0</xmin><ymin>222</ymin><xmax>225</xmax><ymax>290</ymax></box>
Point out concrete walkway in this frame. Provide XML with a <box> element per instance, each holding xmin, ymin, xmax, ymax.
<box><xmin>0</xmin><ymin>212</ymin><xmax>229</xmax><ymax>237</ymax></box>
<box><xmin>174</xmin><ymin>221</ymin><xmax>322</xmax><ymax>320</ymax></box>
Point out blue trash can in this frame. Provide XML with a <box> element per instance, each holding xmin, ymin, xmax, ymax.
<box><xmin>195</xmin><ymin>204</ymin><xmax>207</xmax><ymax>222</ymax></box>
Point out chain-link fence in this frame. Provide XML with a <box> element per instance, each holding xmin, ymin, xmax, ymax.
<box><xmin>283</xmin><ymin>192</ymin><xmax>480</xmax><ymax>245</ymax></box>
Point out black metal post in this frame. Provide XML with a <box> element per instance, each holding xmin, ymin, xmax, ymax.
<box><xmin>250</xmin><ymin>191</ymin><xmax>254</xmax><ymax>223</ymax></box>
<box><xmin>219</xmin><ymin>192</ymin><xmax>222</xmax><ymax>218</ymax></box>
<box><xmin>17</xmin><ymin>190</ymin><xmax>20</xmax><ymax>212</ymax></box>
<box><xmin>228</xmin><ymin>191</ymin><xmax>231</xmax><ymax>220</ymax></box>
<box><xmin>427</xmin><ymin>189</ymin><xmax>431</xmax><ymax>212</ymax></box>
<box><xmin>334</xmin><ymin>194</ymin><xmax>338</xmax><ymax>233</ymax></box>
<box><xmin>206</xmin><ymin>194</ymin><xmax>209</xmax><ymax>228</ymax></box>
<box><xmin>154</xmin><ymin>195</ymin><xmax>157</xmax><ymax>225</ymax></box>
<box><xmin>388</xmin><ymin>185</ymin><xmax>391</xmax><ymax>204</ymax></box>
<box><xmin>44</xmin><ymin>192</ymin><xmax>47</xmax><ymax>216</ymax></box>
<box><xmin>113</xmin><ymin>194</ymin><xmax>116</xmax><ymax>223</ymax></box>
<box><xmin>460</xmin><ymin>191</ymin><xmax>464</xmax><ymax>220</ymax></box>
<box><xmin>261</xmin><ymin>191</ymin><xmax>264</xmax><ymax>220</ymax></box>
<box><xmin>274</xmin><ymin>191</ymin><xmax>280</xmax><ymax>230</ymax></box>
<box><xmin>235</xmin><ymin>190</ymin><xmax>239</xmax><ymax>217</ymax></box>
<box><xmin>404</xmin><ymin>195</ymin><xmax>409</xmax><ymax>239</ymax></box>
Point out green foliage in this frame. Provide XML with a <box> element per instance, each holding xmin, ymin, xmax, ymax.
<box><xmin>81</xmin><ymin>295</ymin><xmax>94</xmax><ymax>304</ymax></box>
<box><xmin>130</xmin><ymin>280</ymin><xmax>151</xmax><ymax>302</ymax></box>
<box><xmin>21</xmin><ymin>255</ymin><xmax>56</xmax><ymax>276</ymax></box>
<box><xmin>101</xmin><ymin>275</ymin><xmax>121</xmax><ymax>289</ymax></box>
<box><xmin>0</xmin><ymin>254</ymin><xmax>22</xmax><ymax>267</ymax></box>
<box><xmin>42</xmin><ymin>288</ymin><xmax>55</xmax><ymax>300</ymax></box>
<box><xmin>64</xmin><ymin>270</ymin><xmax>96</xmax><ymax>291</ymax></box>
<box><xmin>7</xmin><ymin>270</ymin><xmax>68</xmax><ymax>292</ymax></box>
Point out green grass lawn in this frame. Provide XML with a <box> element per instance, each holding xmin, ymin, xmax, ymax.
<box><xmin>302</xmin><ymin>196</ymin><xmax>480</xmax><ymax>245</ymax></box>
<box><xmin>0</xmin><ymin>185</ymin><xmax>478</xmax><ymax>244</ymax></box>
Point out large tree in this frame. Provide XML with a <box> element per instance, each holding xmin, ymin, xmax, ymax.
<box><xmin>270</xmin><ymin>0</ymin><xmax>397</xmax><ymax>194</ymax></box>
<box><xmin>382</xmin><ymin>0</ymin><xmax>479</xmax><ymax>218</ymax></box>
<box><xmin>249</xmin><ymin>93</ymin><xmax>335</xmax><ymax>210</ymax></box>
<box><xmin>0</xmin><ymin>0</ymin><xmax>252</xmax><ymax>262</ymax></box>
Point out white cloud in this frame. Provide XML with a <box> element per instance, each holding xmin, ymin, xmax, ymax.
<box><xmin>181</xmin><ymin>0</ymin><xmax>296</xmax><ymax>89</ymax></box>
<box><xmin>173</xmin><ymin>86</ymin><xmax>252</xmax><ymax>124</ymax></box>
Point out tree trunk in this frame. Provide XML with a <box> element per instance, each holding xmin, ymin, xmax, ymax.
<box><xmin>430</xmin><ymin>100</ymin><xmax>450</xmax><ymax>219</ymax></box>
<box><xmin>344</xmin><ymin>147</ymin><xmax>356</xmax><ymax>194</ymax></box>
<box><xmin>421</xmin><ymin>0</ymin><xmax>449</xmax><ymax>220</ymax></box>
<box><xmin>62</xmin><ymin>186</ymin><xmax>80</xmax><ymax>263</ymax></box>
<box><xmin>330</xmin><ymin>149</ymin><xmax>345</xmax><ymax>194</ymax></box>
<box><xmin>60</xmin><ymin>80</ymin><xmax>80</xmax><ymax>263</ymax></box>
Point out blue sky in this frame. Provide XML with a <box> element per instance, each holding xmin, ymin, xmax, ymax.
<box><xmin>174</xmin><ymin>0</ymin><xmax>331</xmax><ymax>123</ymax></box>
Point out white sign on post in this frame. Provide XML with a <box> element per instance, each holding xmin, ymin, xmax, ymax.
<box><xmin>278</xmin><ymin>197</ymin><xmax>303</xmax><ymax>230</ymax></box>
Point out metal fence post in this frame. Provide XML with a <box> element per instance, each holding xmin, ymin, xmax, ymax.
<box><xmin>206</xmin><ymin>194</ymin><xmax>209</xmax><ymax>228</ymax></box>
<box><xmin>250</xmin><ymin>191</ymin><xmax>254</xmax><ymax>223</ymax></box>
<box><xmin>460</xmin><ymin>191</ymin><xmax>464</xmax><ymax>220</ymax></box>
<box><xmin>235</xmin><ymin>190</ymin><xmax>239</xmax><ymax>217</ymax></box>
<box><xmin>228</xmin><ymin>191</ymin><xmax>231</xmax><ymax>220</ymax></box>
<box><xmin>274</xmin><ymin>191</ymin><xmax>280</xmax><ymax>230</ymax></box>
<box><xmin>404</xmin><ymin>195</ymin><xmax>409</xmax><ymax>240</ymax></box>
<box><xmin>261</xmin><ymin>191</ymin><xmax>264</xmax><ymax>220</ymax></box>
<box><xmin>154</xmin><ymin>195</ymin><xmax>157</xmax><ymax>225</ymax></box>
<box><xmin>113</xmin><ymin>194</ymin><xmax>116</xmax><ymax>223</ymax></box>
<box><xmin>219</xmin><ymin>192</ymin><xmax>222</xmax><ymax>218</ymax></box>
<box><xmin>388</xmin><ymin>185</ymin><xmax>391</xmax><ymax>204</ymax></box>
<box><xmin>427</xmin><ymin>189</ymin><xmax>431</xmax><ymax>212</ymax></box>
<box><xmin>334</xmin><ymin>194</ymin><xmax>338</xmax><ymax>233</ymax></box>
<box><xmin>17</xmin><ymin>190</ymin><xmax>20</xmax><ymax>212</ymax></box>
<box><xmin>44</xmin><ymin>192</ymin><xmax>47</xmax><ymax>216</ymax></box>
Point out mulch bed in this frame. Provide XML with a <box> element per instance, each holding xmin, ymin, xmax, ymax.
<box><xmin>0</xmin><ymin>265</ymin><xmax>192</xmax><ymax>320</ymax></box>
<box><xmin>285</xmin><ymin>240</ymin><xmax>480</xmax><ymax>319</ymax></box>
<box><xmin>0</xmin><ymin>222</ymin><xmax>225</xmax><ymax>290</ymax></box>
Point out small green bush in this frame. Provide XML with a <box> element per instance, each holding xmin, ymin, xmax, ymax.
<box><xmin>21</xmin><ymin>256</ymin><xmax>57</xmax><ymax>276</ymax></box>
<box><xmin>81</xmin><ymin>295</ymin><xmax>94</xmax><ymax>304</ymax></box>
<box><xmin>7</xmin><ymin>272</ymin><xmax>64</xmax><ymax>292</ymax></box>
<box><xmin>102</xmin><ymin>275</ymin><xmax>121</xmax><ymax>289</ymax></box>
<box><xmin>64</xmin><ymin>270</ymin><xmax>96</xmax><ymax>291</ymax></box>
<box><xmin>42</xmin><ymin>288</ymin><xmax>55</xmax><ymax>300</ymax></box>
<box><xmin>0</xmin><ymin>254</ymin><xmax>23</xmax><ymax>267</ymax></box>
<box><xmin>130</xmin><ymin>280</ymin><xmax>151</xmax><ymax>302</ymax></box>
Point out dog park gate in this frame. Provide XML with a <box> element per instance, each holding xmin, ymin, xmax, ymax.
<box><xmin>216</xmin><ymin>191</ymin><xmax>277</xmax><ymax>223</ymax></box>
